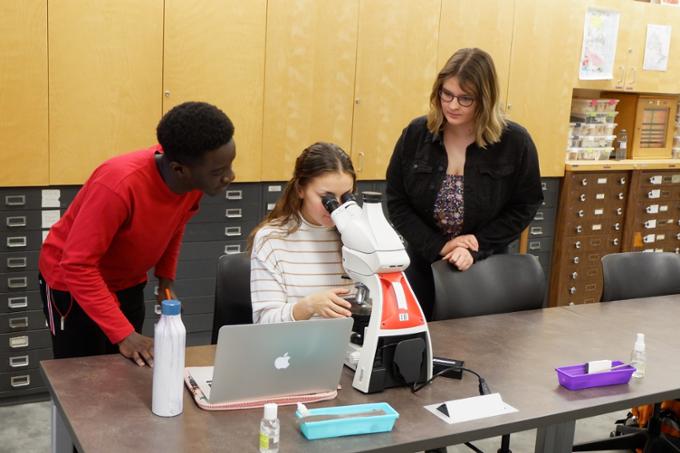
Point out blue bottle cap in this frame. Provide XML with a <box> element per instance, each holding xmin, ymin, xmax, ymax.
<box><xmin>161</xmin><ymin>299</ymin><xmax>181</xmax><ymax>316</ymax></box>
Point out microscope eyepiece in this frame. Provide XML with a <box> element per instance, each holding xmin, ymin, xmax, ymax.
<box><xmin>321</xmin><ymin>193</ymin><xmax>340</xmax><ymax>213</ymax></box>
<box><xmin>341</xmin><ymin>192</ymin><xmax>357</xmax><ymax>204</ymax></box>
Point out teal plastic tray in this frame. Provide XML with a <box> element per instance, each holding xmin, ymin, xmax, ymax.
<box><xmin>295</xmin><ymin>402</ymin><xmax>399</xmax><ymax>440</ymax></box>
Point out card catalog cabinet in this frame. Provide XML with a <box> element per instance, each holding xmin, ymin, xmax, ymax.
<box><xmin>623</xmin><ymin>170</ymin><xmax>680</xmax><ymax>253</ymax></box>
<box><xmin>549</xmin><ymin>171</ymin><xmax>629</xmax><ymax>306</ymax></box>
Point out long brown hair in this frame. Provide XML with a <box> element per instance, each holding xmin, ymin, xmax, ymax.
<box><xmin>427</xmin><ymin>48</ymin><xmax>506</xmax><ymax>148</ymax></box>
<box><xmin>247</xmin><ymin>142</ymin><xmax>356</xmax><ymax>251</ymax></box>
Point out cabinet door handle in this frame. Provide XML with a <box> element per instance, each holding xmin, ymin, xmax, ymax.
<box><xmin>8</xmin><ymin>296</ymin><xmax>28</xmax><ymax>309</ymax></box>
<box><xmin>7</xmin><ymin>277</ymin><xmax>28</xmax><ymax>289</ymax></box>
<box><xmin>224</xmin><ymin>244</ymin><xmax>241</xmax><ymax>254</ymax></box>
<box><xmin>615</xmin><ymin>65</ymin><xmax>625</xmax><ymax>89</ymax></box>
<box><xmin>357</xmin><ymin>152</ymin><xmax>365</xmax><ymax>172</ymax></box>
<box><xmin>9</xmin><ymin>317</ymin><xmax>28</xmax><ymax>329</ymax></box>
<box><xmin>7</xmin><ymin>236</ymin><xmax>27</xmax><ymax>248</ymax></box>
<box><xmin>9</xmin><ymin>335</ymin><xmax>29</xmax><ymax>348</ymax></box>
<box><xmin>4</xmin><ymin>195</ymin><xmax>26</xmax><ymax>207</ymax></box>
<box><xmin>6</xmin><ymin>257</ymin><xmax>27</xmax><ymax>269</ymax></box>
<box><xmin>225</xmin><ymin>190</ymin><xmax>243</xmax><ymax>201</ymax></box>
<box><xmin>225</xmin><ymin>208</ymin><xmax>242</xmax><ymax>219</ymax></box>
<box><xmin>6</xmin><ymin>216</ymin><xmax>27</xmax><ymax>227</ymax></box>
<box><xmin>9</xmin><ymin>355</ymin><xmax>29</xmax><ymax>368</ymax></box>
<box><xmin>10</xmin><ymin>375</ymin><xmax>30</xmax><ymax>388</ymax></box>
<box><xmin>625</xmin><ymin>67</ymin><xmax>636</xmax><ymax>90</ymax></box>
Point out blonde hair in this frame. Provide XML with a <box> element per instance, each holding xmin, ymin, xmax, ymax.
<box><xmin>427</xmin><ymin>48</ymin><xmax>506</xmax><ymax>148</ymax></box>
<box><xmin>247</xmin><ymin>142</ymin><xmax>356</xmax><ymax>251</ymax></box>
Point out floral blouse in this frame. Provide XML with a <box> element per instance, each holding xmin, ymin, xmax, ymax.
<box><xmin>433</xmin><ymin>174</ymin><xmax>464</xmax><ymax>238</ymax></box>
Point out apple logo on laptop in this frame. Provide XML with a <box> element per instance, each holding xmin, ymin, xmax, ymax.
<box><xmin>274</xmin><ymin>352</ymin><xmax>290</xmax><ymax>370</ymax></box>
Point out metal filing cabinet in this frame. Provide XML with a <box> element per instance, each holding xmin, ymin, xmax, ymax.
<box><xmin>549</xmin><ymin>171</ymin><xmax>630</xmax><ymax>306</ymax></box>
<box><xmin>0</xmin><ymin>187</ymin><xmax>79</xmax><ymax>404</ymax></box>
<box><xmin>525</xmin><ymin>178</ymin><xmax>561</xmax><ymax>302</ymax></box>
<box><xmin>143</xmin><ymin>183</ymin><xmax>262</xmax><ymax>345</ymax></box>
<box><xmin>623</xmin><ymin>170</ymin><xmax>680</xmax><ymax>253</ymax></box>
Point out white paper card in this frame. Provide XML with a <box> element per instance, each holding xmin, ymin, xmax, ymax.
<box><xmin>646</xmin><ymin>204</ymin><xmax>659</xmax><ymax>214</ymax></box>
<box><xmin>424</xmin><ymin>393</ymin><xmax>517</xmax><ymax>425</ymax></box>
<box><xmin>41</xmin><ymin>190</ymin><xmax>61</xmax><ymax>208</ymax></box>
<box><xmin>643</xmin><ymin>24</ymin><xmax>671</xmax><ymax>72</ymax></box>
<box><xmin>42</xmin><ymin>230</ymin><xmax>49</xmax><ymax>243</ymax></box>
<box><xmin>41</xmin><ymin>210</ymin><xmax>61</xmax><ymax>229</ymax></box>
<box><xmin>579</xmin><ymin>8</ymin><xmax>620</xmax><ymax>80</ymax></box>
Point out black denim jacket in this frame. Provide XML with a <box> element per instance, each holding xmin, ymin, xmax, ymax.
<box><xmin>386</xmin><ymin>116</ymin><xmax>543</xmax><ymax>263</ymax></box>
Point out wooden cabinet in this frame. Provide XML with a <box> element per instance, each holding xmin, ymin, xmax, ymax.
<box><xmin>261</xmin><ymin>0</ymin><xmax>358</xmax><ymax>181</ymax></box>
<box><xmin>48</xmin><ymin>0</ymin><xmax>163</xmax><ymax>184</ymax></box>
<box><xmin>350</xmin><ymin>0</ymin><xmax>440</xmax><ymax>180</ymax></box>
<box><xmin>575</xmin><ymin>0</ymin><xmax>680</xmax><ymax>94</ymax></box>
<box><xmin>507</xmin><ymin>0</ymin><xmax>585</xmax><ymax>177</ymax></box>
<box><xmin>0</xmin><ymin>1</ymin><xmax>48</xmax><ymax>186</ymax></box>
<box><xmin>163</xmin><ymin>0</ymin><xmax>266</xmax><ymax>182</ymax></box>
<box><xmin>437</xmin><ymin>0</ymin><xmax>514</xmax><ymax>108</ymax></box>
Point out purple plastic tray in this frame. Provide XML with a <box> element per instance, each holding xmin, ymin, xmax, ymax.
<box><xmin>556</xmin><ymin>361</ymin><xmax>635</xmax><ymax>390</ymax></box>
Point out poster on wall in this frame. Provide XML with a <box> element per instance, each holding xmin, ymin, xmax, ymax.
<box><xmin>578</xmin><ymin>8</ymin><xmax>620</xmax><ymax>80</ymax></box>
<box><xmin>643</xmin><ymin>24</ymin><xmax>672</xmax><ymax>71</ymax></box>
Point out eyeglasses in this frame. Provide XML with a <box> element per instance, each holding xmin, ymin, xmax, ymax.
<box><xmin>439</xmin><ymin>89</ymin><xmax>475</xmax><ymax>108</ymax></box>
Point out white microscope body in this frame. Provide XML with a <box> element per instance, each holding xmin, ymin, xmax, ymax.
<box><xmin>324</xmin><ymin>192</ymin><xmax>433</xmax><ymax>393</ymax></box>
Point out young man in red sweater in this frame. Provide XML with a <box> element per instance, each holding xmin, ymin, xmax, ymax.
<box><xmin>38</xmin><ymin>101</ymin><xmax>236</xmax><ymax>367</ymax></box>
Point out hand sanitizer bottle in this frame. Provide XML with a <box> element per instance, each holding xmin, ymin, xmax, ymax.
<box><xmin>259</xmin><ymin>403</ymin><xmax>280</xmax><ymax>452</ymax></box>
<box><xmin>152</xmin><ymin>299</ymin><xmax>186</xmax><ymax>416</ymax></box>
<box><xmin>631</xmin><ymin>333</ymin><xmax>646</xmax><ymax>378</ymax></box>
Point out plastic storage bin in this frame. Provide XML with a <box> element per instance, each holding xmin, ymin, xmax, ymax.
<box><xmin>574</xmin><ymin>147</ymin><xmax>613</xmax><ymax>160</ymax></box>
<box><xmin>296</xmin><ymin>402</ymin><xmax>399</xmax><ymax>440</ymax></box>
<box><xmin>580</xmin><ymin>135</ymin><xmax>616</xmax><ymax>148</ymax></box>
<box><xmin>571</xmin><ymin>111</ymin><xmax>618</xmax><ymax>124</ymax></box>
<box><xmin>556</xmin><ymin>361</ymin><xmax>635</xmax><ymax>390</ymax></box>
<box><xmin>571</xmin><ymin>98</ymin><xmax>619</xmax><ymax>114</ymax></box>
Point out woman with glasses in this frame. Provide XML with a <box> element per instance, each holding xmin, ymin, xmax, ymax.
<box><xmin>385</xmin><ymin>48</ymin><xmax>543</xmax><ymax>320</ymax></box>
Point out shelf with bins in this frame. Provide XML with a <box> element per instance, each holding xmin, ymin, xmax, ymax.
<box><xmin>566</xmin><ymin>98</ymin><xmax>620</xmax><ymax>162</ymax></box>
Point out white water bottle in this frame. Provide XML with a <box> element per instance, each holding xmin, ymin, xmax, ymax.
<box><xmin>152</xmin><ymin>299</ymin><xmax>186</xmax><ymax>416</ymax></box>
<box><xmin>631</xmin><ymin>333</ymin><xmax>646</xmax><ymax>379</ymax></box>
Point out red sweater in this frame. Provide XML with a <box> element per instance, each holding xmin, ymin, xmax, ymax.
<box><xmin>39</xmin><ymin>146</ymin><xmax>202</xmax><ymax>344</ymax></box>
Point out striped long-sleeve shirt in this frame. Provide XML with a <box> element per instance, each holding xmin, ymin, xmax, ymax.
<box><xmin>250</xmin><ymin>217</ymin><xmax>354</xmax><ymax>324</ymax></box>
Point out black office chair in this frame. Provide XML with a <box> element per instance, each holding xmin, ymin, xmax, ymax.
<box><xmin>210</xmin><ymin>253</ymin><xmax>252</xmax><ymax>344</ymax></box>
<box><xmin>431</xmin><ymin>253</ymin><xmax>546</xmax><ymax>453</ymax></box>
<box><xmin>573</xmin><ymin>251</ymin><xmax>680</xmax><ymax>452</ymax></box>
<box><xmin>431</xmin><ymin>253</ymin><xmax>546</xmax><ymax>321</ymax></box>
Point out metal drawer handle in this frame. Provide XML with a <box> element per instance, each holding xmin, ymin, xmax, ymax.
<box><xmin>528</xmin><ymin>241</ymin><xmax>541</xmax><ymax>250</ymax></box>
<box><xmin>571</xmin><ymin>272</ymin><xmax>578</xmax><ymax>280</ymax></box>
<box><xmin>619</xmin><ymin>177</ymin><xmax>626</xmax><ymax>185</ymax></box>
<box><xmin>569</xmin><ymin>287</ymin><xmax>576</xmax><ymax>295</ymax></box>
<box><xmin>541</xmin><ymin>182</ymin><xmax>547</xmax><ymax>191</ymax></box>
<box><xmin>9</xmin><ymin>355</ymin><xmax>29</xmax><ymax>368</ymax></box>
<box><xmin>9</xmin><ymin>335</ymin><xmax>29</xmax><ymax>348</ymax></box>
<box><xmin>9</xmin><ymin>317</ymin><xmax>28</xmax><ymax>329</ymax></box>
<box><xmin>618</xmin><ymin>193</ymin><xmax>624</xmax><ymax>200</ymax></box>
<box><xmin>581</xmin><ymin>178</ymin><xmax>588</xmax><ymax>186</ymax></box>
<box><xmin>533</xmin><ymin>211</ymin><xmax>545</xmax><ymax>221</ymax></box>
<box><xmin>616</xmin><ymin>208</ymin><xmax>623</xmax><ymax>215</ymax></box>
<box><xmin>224</xmin><ymin>226</ymin><xmax>242</xmax><ymax>237</ymax></box>
<box><xmin>573</xmin><ymin>257</ymin><xmax>580</xmax><ymax>264</ymax></box>
<box><xmin>577</xmin><ymin>210</ymin><xmax>585</xmax><ymax>218</ymax></box>
<box><xmin>224</xmin><ymin>244</ymin><xmax>241</xmax><ymax>254</ymax></box>
<box><xmin>10</xmin><ymin>375</ymin><xmax>30</xmax><ymax>388</ymax></box>
<box><xmin>576</xmin><ymin>225</ymin><xmax>583</xmax><ymax>234</ymax></box>
<box><xmin>6</xmin><ymin>257</ymin><xmax>27</xmax><ymax>269</ymax></box>
<box><xmin>530</xmin><ymin>227</ymin><xmax>543</xmax><ymax>236</ymax></box>
<box><xmin>613</xmin><ymin>238</ymin><xmax>620</xmax><ymax>246</ymax></box>
<box><xmin>225</xmin><ymin>208</ymin><xmax>242</xmax><ymax>219</ymax></box>
<box><xmin>613</xmin><ymin>223</ymin><xmax>621</xmax><ymax>231</ymax></box>
<box><xmin>8</xmin><ymin>296</ymin><xmax>28</xmax><ymax>309</ymax></box>
<box><xmin>575</xmin><ymin>241</ymin><xmax>581</xmax><ymax>249</ymax></box>
<box><xmin>676</xmin><ymin>233</ymin><xmax>680</xmax><ymax>240</ymax></box>
<box><xmin>579</xmin><ymin>194</ymin><xmax>586</xmax><ymax>202</ymax></box>
<box><xmin>225</xmin><ymin>190</ymin><xmax>243</xmax><ymax>200</ymax></box>
<box><xmin>154</xmin><ymin>304</ymin><xmax>161</xmax><ymax>315</ymax></box>
<box><xmin>8</xmin><ymin>277</ymin><xmax>28</xmax><ymax>289</ymax></box>
<box><xmin>7</xmin><ymin>236</ymin><xmax>27</xmax><ymax>248</ymax></box>
<box><xmin>4</xmin><ymin>195</ymin><xmax>26</xmax><ymax>206</ymax></box>
<box><xmin>6</xmin><ymin>216</ymin><xmax>27</xmax><ymax>227</ymax></box>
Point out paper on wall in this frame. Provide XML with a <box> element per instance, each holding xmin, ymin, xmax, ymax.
<box><xmin>643</xmin><ymin>24</ymin><xmax>671</xmax><ymax>71</ymax></box>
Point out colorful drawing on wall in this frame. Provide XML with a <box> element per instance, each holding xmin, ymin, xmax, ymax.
<box><xmin>643</xmin><ymin>24</ymin><xmax>672</xmax><ymax>72</ymax></box>
<box><xmin>578</xmin><ymin>8</ymin><xmax>620</xmax><ymax>81</ymax></box>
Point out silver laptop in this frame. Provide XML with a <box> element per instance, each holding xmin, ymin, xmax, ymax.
<box><xmin>205</xmin><ymin>318</ymin><xmax>352</xmax><ymax>404</ymax></box>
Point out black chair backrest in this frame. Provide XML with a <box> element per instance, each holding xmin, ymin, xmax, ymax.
<box><xmin>431</xmin><ymin>254</ymin><xmax>546</xmax><ymax>320</ymax></box>
<box><xmin>601</xmin><ymin>252</ymin><xmax>680</xmax><ymax>302</ymax></box>
<box><xmin>211</xmin><ymin>253</ymin><xmax>252</xmax><ymax>344</ymax></box>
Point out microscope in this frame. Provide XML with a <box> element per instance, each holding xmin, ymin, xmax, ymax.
<box><xmin>322</xmin><ymin>191</ymin><xmax>432</xmax><ymax>394</ymax></box>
